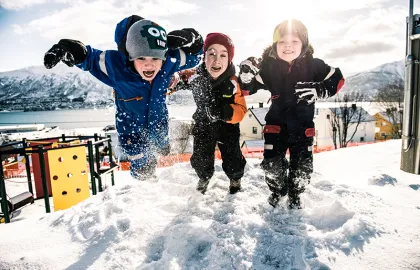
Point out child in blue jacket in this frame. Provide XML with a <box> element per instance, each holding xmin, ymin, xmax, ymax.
<box><xmin>44</xmin><ymin>15</ymin><xmax>203</xmax><ymax>180</ymax></box>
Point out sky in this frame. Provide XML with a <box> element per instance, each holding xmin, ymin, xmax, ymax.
<box><xmin>0</xmin><ymin>0</ymin><xmax>416</xmax><ymax>76</ymax></box>
<box><xmin>1</xmin><ymin>139</ymin><xmax>419</xmax><ymax>269</ymax></box>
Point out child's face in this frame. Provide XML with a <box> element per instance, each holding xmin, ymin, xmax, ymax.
<box><xmin>133</xmin><ymin>57</ymin><xmax>163</xmax><ymax>82</ymax></box>
<box><xmin>204</xmin><ymin>44</ymin><xmax>229</xmax><ymax>80</ymax></box>
<box><xmin>276</xmin><ymin>33</ymin><xmax>302</xmax><ymax>64</ymax></box>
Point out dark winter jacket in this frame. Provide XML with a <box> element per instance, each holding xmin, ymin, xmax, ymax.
<box><xmin>240</xmin><ymin>47</ymin><xmax>344</xmax><ymax>137</ymax></box>
<box><xmin>75</xmin><ymin>20</ymin><xmax>202</xmax><ymax>149</ymax></box>
<box><xmin>187</xmin><ymin>63</ymin><xmax>247</xmax><ymax>130</ymax></box>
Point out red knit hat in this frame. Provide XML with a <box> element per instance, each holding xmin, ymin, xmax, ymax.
<box><xmin>203</xmin><ymin>33</ymin><xmax>235</xmax><ymax>63</ymax></box>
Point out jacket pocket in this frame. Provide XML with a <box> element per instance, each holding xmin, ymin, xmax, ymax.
<box><xmin>119</xmin><ymin>96</ymin><xmax>143</xmax><ymax>102</ymax></box>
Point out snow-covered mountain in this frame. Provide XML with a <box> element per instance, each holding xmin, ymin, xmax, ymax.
<box><xmin>0</xmin><ymin>64</ymin><xmax>194</xmax><ymax>111</ymax></box>
<box><xmin>0</xmin><ymin>64</ymin><xmax>114</xmax><ymax>111</ymax></box>
<box><xmin>339</xmin><ymin>60</ymin><xmax>404</xmax><ymax>101</ymax></box>
<box><xmin>0</xmin><ymin>60</ymin><xmax>404</xmax><ymax>111</ymax></box>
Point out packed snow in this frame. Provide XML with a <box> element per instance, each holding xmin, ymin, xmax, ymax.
<box><xmin>0</xmin><ymin>140</ymin><xmax>419</xmax><ymax>269</ymax></box>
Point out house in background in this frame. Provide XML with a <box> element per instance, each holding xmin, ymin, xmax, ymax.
<box><xmin>240</xmin><ymin>103</ymin><xmax>376</xmax><ymax>149</ymax></box>
<box><xmin>240</xmin><ymin>103</ymin><xmax>267</xmax><ymax>143</ymax></box>
<box><xmin>314</xmin><ymin>106</ymin><xmax>376</xmax><ymax>147</ymax></box>
<box><xmin>373</xmin><ymin>112</ymin><xmax>402</xmax><ymax>140</ymax></box>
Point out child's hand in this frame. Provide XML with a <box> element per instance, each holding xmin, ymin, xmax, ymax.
<box><xmin>205</xmin><ymin>105</ymin><xmax>233</xmax><ymax>122</ymax></box>
<box><xmin>239</xmin><ymin>59</ymin><xmax>259</xmax><ymax>84</ymax></box>
<box><xmin>294</xmin><ymin>82</ymin><xmax>327</xmax><ymax>105</ymax></box>
<box><xmin>167</xmin><ymin>28</ymin><xmax>203</xmax><ymax>54</ymax></box>
<box><xmin>44</xmin><ymin>39</ymin><xmax>87</xmax><ymax>69</ymax></box>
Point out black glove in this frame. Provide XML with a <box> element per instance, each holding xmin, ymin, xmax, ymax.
<box><xmin>167</xmin><ymin>28</ymin><xmax>203</xmax><ymax>54</ymax></box>
<box><xmin>239</xmin><ymin>58</ymin><xmax>260</xmax><ymax>85</ymax></box>
<box><xmin>294</xmin><ymin>81</ymin><xmax>328</xmax><ymax>105</ymax></box>
<box><xmin>44</xmin><ymin>39</ymin><xmax>87</xmax><ymax>69</ymax></box>
<box><xmin>205</xmin><ymin>105</ymin><xmax>233</xmax><ymax>122</ymax></box>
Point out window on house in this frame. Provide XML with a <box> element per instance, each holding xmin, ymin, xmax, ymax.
<box><xmin>249</xmin><ymin>114</ymin><xmax>252</xmax><ymax>119</ymax></box>
<box><xmin>252</xmin><ymin>127</ymin><xmax>258</xmax><ymax>134</ymax></box>
<box><xmin>326</xmin><ymin>114</ymin><xmax>330</xmax><ymax>119</ymax></box>
<box><xmin>381</xmin><ymin>132</ymin><xmax>386</xmax><ymax>136</ymax></box>
<box><xmin>315</xmin><ymin>108</ymin><xmax>319</xmax><ymax>115</ymax></box>
<box><xmin>360</xmin><ymin>137</ymin><xmax>365</xmax><ymax>142</ymax></box>
<box><xmin>382</xmin><ymin>122</ymin><xmax>387</xmax><ymax>126</ymax></box>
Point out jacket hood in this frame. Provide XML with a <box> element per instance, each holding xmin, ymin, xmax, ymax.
<box><xmin>114</xmin><ymin>15</ymin><xmax>144</xmax><ymax>57</ymax></box>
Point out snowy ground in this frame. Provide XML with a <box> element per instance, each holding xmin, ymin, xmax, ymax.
<box><xmin>0</xmin><ymin>140</ymin><xmax>420</xmax><ymax>269</ymax></box>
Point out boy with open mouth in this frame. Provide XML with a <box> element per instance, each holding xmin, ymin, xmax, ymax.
<box><xmin>44</xmin><ymin>15</ymin><xmax>203</xmax><ymax>180</ymax></box>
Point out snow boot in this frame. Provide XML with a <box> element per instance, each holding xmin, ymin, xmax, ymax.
<box><xmin>229</xmin><ymin>179</ymin><xmax>242</xmax><ymax>194</ymax></box>
<box><xmin>196</xmin><ymin>179</ymin><xmax>210</xmax><ymax>194</ymax></box>
<box><xmin>268</xmin><ymin>193</ymin><xmax>281</xmax><ymax>207</ymax></box>
<box><xmin>288</xmin><ymin>195</ymin><xmax>302</xmax><ymax>209</ymax></box>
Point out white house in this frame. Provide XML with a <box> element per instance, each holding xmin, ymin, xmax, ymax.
<box><xmin>314</xmin><ymin>106</ymin><xmax>376</xmax><ymax>147</ymax></box>
<box><xmin>240</xmin><ymin>103</ymin><xmax>267</xmax><ymax>143</ymax></box>
<box><xmin>240</xmin><ymin>103</ymin><xmax>376</xmax><ymax>148</ymax></box>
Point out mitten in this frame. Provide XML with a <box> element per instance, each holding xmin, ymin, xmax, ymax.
<box><xmin>294</xmin><ymin>81</ymin><xmax>328</xmax><ymax>105</ymax></box>
<box><xmin>44</xmin><ymin>39</ymin><xmax>87</xmax><ymax>69</ymax></box>
<box><xmin>167</xmin><ymin>28</ymin><xmax>203</xmax><ymax>54</ymax></box>
<box><xmin>239</xmin><ymin>58</ymin><xmax>260</xmax><ymax>85</ymax></box>
<box><xmin>205</xmin><ymin>105</ymin><xmax>233</xmax><ymax>122</ymax></box>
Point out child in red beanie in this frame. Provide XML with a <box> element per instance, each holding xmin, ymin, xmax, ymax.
<box><xmin>238</xmin><ymin>19</ymin><xmax>344</xmax><ymax>209</ymax></box>
<box><xmin>180</xmin><ymin>32</ymin><xmax>247</xmax><ymax>194</ymax></box>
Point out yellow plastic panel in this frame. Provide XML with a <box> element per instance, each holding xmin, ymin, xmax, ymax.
<box><xmin>48</xmin><ymin>146</ymin><xmax>90</xmax><ymax>211</ymax></box>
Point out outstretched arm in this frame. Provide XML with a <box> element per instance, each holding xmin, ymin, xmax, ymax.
<box><xmin>167</xmin><ymin>28</ymin><xmax>204</xmax><ymax>72</ymax></box>
<box><xmin>238</xmin><ymin>57</ymin><xmax>268</xmax><ymax>96</ymax></box>
<box><xmin>44</xmin><ymin>39</ymin><xmax>115</xmax><ymax>88</ymax></box>
<box><xmin>76</xmin><ymin>46</ymin><xmax>116</xmax><ymax>88</ymax></box>
<box><xmin>295</xmin><ymin>60</ymin><xmax>345</xmax><ymax>105</ymax></box>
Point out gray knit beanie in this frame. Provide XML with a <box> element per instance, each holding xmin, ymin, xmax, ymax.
<box><xmin>126</xmin><ymin>19</ymin><xmax>168</xmax><ymax>61</ymax></box>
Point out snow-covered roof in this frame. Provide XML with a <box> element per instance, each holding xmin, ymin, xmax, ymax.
<box><xmin>249</xmin><ymin>107</ymin><xmax>268</xmax><ymax>126</ymax></box>
<box><xmin>329</xmin><ymin>107</ymin><xmax>376</xmax><ymax>123</ymax></box>
<box><xmin>241</xmin><ymin>139</ymin><xmax>264</xmax><ymax>148</ymax></box>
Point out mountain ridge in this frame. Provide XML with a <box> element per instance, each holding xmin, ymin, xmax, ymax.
<box><xmin>0</xmin><ymin>60</ymin><xmax>404</xmax><ymax>111</ymax></box>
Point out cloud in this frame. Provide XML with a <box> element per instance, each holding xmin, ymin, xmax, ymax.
<box><xmin>325</xmin><ymin>40</ymin><xmax>398</xmax><ymax>59</ymax></box>
<box><xmin>0</xmin><ymin>0</ymin><xmax>47</xmax><ymax>10</ymax></box>
<box><xmin>12</xmin><ymin>0</ymin><xmax>199</xmax><ymax>44</ymax></box>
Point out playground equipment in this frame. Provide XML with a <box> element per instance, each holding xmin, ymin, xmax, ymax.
<box><xmin>0</xmin><ymin>134</ymin><xmax>118</xmax><ymax>224</ymax></box>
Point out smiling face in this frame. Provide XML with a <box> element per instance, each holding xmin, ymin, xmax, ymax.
<box><xmin>133</xmin><ymin>57</ymin><xmax>163</xmax><ymax>82</ymax></box>
<box><xmin>276</xmin><ymin>33</ymin><xmax>303</xmax><ymax>64</ymax></box>
<box><xmin>204</xmin><ymin>44</ymin><xmax>229</xmax><ymax>80</ymax></box>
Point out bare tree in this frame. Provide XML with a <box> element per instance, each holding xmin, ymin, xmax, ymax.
<box><xmin>374</xmin><ymin>83</ymin><xmax>404</xmax><ymax>139</ymax></box>
<box><xmin>329</xmin><ymin>92</ymin><xmax>369</xmax><ymax>149</ymax></box>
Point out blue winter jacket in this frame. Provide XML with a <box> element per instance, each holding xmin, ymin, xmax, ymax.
<box><xmin>76</xmin><ymin>40</ymin><xmax>201</xmax><ymax>151</ymax></box>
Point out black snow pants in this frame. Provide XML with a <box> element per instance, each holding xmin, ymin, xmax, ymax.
<box><xmin>190</xmin><ymin>121</ymin><xmax>246</xmax><ymax>181</ymax></box>
<box><xmin>261</xmin><ymin>109</ymin><xmax>314</xmax><ymax>198</ymax></box>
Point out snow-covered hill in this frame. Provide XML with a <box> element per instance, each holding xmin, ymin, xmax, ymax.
<box><xmin>339</xmin><ymin>60</ymin><xmax>404</xmax><ymax>101</ymax></box>
<box><xmin>0</xmin><ymin>140</ymin><xmax>419</xmax><ymax>269</ymax></box>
